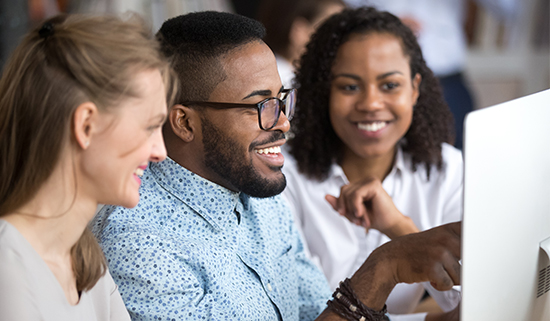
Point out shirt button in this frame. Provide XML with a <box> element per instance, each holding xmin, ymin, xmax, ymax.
<box><xmin>267</xmin><ymin>283</ymin><xmax>273</xmax><ymax>291</ymax></box>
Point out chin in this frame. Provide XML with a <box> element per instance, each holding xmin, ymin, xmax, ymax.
<box><xmin>242</xmin><ymin>174</ymin><xmax>287</xmax><ymax>198</ymax></box>
<box><xmin>114</xmin><ymin>193</ymin><xmax>140</xmax><ymax>209</ymax></box>
<box><xmin>123</xmin><ymin>197</ymin><xmax>140</xmax><ymax>209</ymax></box>
<box><xmin>358</xmin><ymin>143</ymin><xmax>396</xmax><ymax>158</ymax></box>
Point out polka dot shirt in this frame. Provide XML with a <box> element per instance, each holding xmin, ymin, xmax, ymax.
<box><xmin>92</xmin><ymin>157</ymin><xmax>331</xmax><ymax>321</ymax></box>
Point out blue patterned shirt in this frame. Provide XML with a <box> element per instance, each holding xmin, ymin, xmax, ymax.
<box><xmin>92</xmin><ymin>157</ymin><xmax>331</xmax><ymax>321</ymax></box>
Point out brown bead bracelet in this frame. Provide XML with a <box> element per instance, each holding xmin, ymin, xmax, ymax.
<box><xmin>327</xmin><ymin>278</ymin><xmax>389</xmax><ymax>321</ymax></box>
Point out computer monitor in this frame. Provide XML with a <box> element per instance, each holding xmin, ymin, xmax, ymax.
<box><xmin>461</xmin><ymin>88</ymin><xmax>550</xmax><ymax>320</ymax></box>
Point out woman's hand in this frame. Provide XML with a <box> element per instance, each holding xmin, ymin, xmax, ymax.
<box><xmin>325</xmin><ymin>178</ymin><xmax>419</xmax><ymax>238</ymax></box>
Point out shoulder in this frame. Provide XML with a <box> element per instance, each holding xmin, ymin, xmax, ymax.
<box><xmin>0</xmin><ymin>222</ymin><xmax>40</xmax><ymax>319</ymax></box>
<box><xmin>400</xmin><ymin>143</ymin><xmax>463</xmax><ymax>184</ymax></box>
<box><xmin>281</xmin><ymin>150</ymin><xmax>316</xmax><ymax>205</ymax></box>
<box><xmin>91</xmin><ymin>172</ymin><xmax>171</xmax><ymax>242</ymax></box>
<box><xmin>92</xmin><ymin>204</ymin><xmax>153</xmax><ymax>242</ymax></box>
<box><xmin>85</xmin><ymin>270</ymin><xmax>131</xmax><ymax>321</ymax></box>
<box><xmin>281</xmin><ymin>148</ymin><xmax>327</xmax><ymax>188</ymax></box>
<box><xmin>84</xmin><ymin>270</ymin><xmax>118</xmax><ymax>304</ymax></box>
<box><xmin>247</xmin><ymin>194</ymin><xmax>291</xmax><ymax>219</ymax></box>
<box><xmin>0</xmin><ymin>221</ymin><xmax>29</xmax><ymax>273</ymax></box>
<box><xmin>437</xmin><ymin>143</ymin><xmax>464</xmax><ymax>184</ymax></box>
<box><xmin>440</xmin><ymin>142</ymin><xmax>464</xmax><ymax>171</ymax></box>
<box><xmin>281</xmin><ymin>147</ymin><xmax>300</xmax><ymax>176</ymax></box>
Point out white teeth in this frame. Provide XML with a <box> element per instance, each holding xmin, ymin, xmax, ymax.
<box><xmin>135</xmin><ymin>168</ymin><xmax>144</xmax><ymax>177</ymax></box>
<box><xmin>357</xmin><ymin>121</ymin><xmax>387</xmax><ymax>132</ymax></box>
<box><xmin>256</xmin><ymin>146</ymin><xmax>281</xmax><ymax>155</ymax></box>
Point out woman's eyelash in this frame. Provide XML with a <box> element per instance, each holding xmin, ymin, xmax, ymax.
<box><xmin>383</xmin><ymin>82</ymin><xmax>400</xmax><ymax>89</ymax></box>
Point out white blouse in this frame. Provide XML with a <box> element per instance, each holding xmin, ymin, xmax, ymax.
<box><xmin>0</xmin><ymin>220</ymin><xmax>130</xmax><ymax>321</ymax></box>
<box><xmin>275</xmin><ymin>54</ymin><xmax>295</xmax><ymax>89</ymax></box>
<box><xmin>282</xmin><ymin>143</ymin><xmax>463</xmax><ymax>321</ymax></box>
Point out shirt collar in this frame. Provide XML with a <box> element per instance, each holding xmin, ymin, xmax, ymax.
<box><xmin>148</xmin><ymin>157</ymin><xmax>241</xmax><ymax>230</ymax></box>
<box><xmin>393</xmin><ymin>144</ymin><xmax>406</xmax><ymax>173</ymax></box>
<box><xmin>328</xmin><ymin>144</ymin><xmax>405</xmax><ymax>182</ymax></box>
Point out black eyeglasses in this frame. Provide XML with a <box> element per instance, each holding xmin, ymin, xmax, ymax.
<box><xmin>182</xmin><ymin>88</ymin><xmax>296</xmax><ymax>131</ymax></box>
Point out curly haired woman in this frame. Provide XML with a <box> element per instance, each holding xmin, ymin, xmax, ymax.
<box><xmin>282</xmin><ymin>7</ymin><xmax>462</xmax><ymax>321</ymax></box>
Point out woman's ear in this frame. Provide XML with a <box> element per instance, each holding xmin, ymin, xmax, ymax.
<box><xmin>412</xmin><ymin>73</ymin><xmax>422</xmax><ymax>106</ymax></box>
<box><xmin>169</xmin><ymin>104</ymin><xmax>198</xmax><ymax>143</ymax></box>
<box><xmin>73</xmin><ymin>102</ymin><xmax>98</xmax><ymax>150</ymax></box>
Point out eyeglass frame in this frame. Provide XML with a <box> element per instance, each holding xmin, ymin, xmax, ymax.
<box><xmin>181</xmin><ymin>88</ymin><xmax>296</xmax><ymax>131</ymax></box>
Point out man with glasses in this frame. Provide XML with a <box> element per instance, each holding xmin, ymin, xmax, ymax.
<box><xmin>92</xmin><ymin>11</ymin><xmax>461</xmax><ymax>321</ymax></box>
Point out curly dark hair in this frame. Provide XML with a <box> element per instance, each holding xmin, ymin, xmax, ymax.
<box><xmin>288</xmin><ymin>7</ymin><xmax>455</xmax><ymax>181</ymax></box>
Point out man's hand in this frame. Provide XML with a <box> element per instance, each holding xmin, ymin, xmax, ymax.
<box><xmin>325</xmin><ymin>178</ymin><xmax>419</xmax><ymax>238</ymax></box>
<box><xmin>316</xmin><ymin>223</ymin><xmax>461</xmax><ymax>320</ymax></box>
<box><xmin>350</xmin><ymin>222</ymin><xmax>461</xmax><ymax>311</ymax></box>
<box><xmin>377</xmin><ymin>222</ymin><xmax>461</xmax><ymax>290</ymax></box>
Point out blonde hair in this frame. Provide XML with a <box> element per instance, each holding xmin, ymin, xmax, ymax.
<box><xmin>0</xmin><ymin>14</ymin><xmax>176</xmax><ymax>292</ymax></box>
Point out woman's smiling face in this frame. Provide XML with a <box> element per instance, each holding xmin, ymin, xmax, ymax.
<box><xmin>82</xmin><ymin>69</ymin><xmax>168</xmax><ymax>208</ymax></box>
<box><xmin>329</xmin><ymin>32</ymin><xmax>421</xmax><ymax>160</ymax></box>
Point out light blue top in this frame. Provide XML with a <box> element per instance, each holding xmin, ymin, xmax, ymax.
<box><xmin>92</xmin><ymin>157</ymin><xmax>331</xmax><ymax>321</ymax></box>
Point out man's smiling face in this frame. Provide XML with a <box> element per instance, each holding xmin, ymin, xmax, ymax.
<box><xmin>196</xmin><ymin>41</ymin><xmax>290</xmax><ymax>197</ymax></box>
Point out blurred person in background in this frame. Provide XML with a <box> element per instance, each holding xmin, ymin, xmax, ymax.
<box><xmin>257</xmin><ymin>0</ymin><xmax>345</xmax><ymax>88</ymax></box>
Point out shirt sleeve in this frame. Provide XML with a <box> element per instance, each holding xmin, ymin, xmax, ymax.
<box><xmin>289</xmin><ymin>212</ymin><xmax>333</xmax><ymax>321</ymax></box>
<box><xmin>441</xmin><ymin>144</ymin><xmax>464</xmax><ymax>224</ymax></box>
<box><xmin>282</xmin><ymin>185</ymin><xmax>317</xmax><ymax>261</ymax></box>
<box><xmin>101</xmin><ymin>231</ymin><xmax>235</xmax><ymax>321</ymax></box>
<box><xmin>421</xmin><ymin>144</ymin><xmax>463</xmax><ymax>313</ymax></box>
<box><xmin>105</xmin><ymin>271</ymin><xmax>132</xmax><ymax>321</ymax></box>
<box><xmin>281</xmin><ymin>155</ymin><xmax>321</xmax><ymax>266</ymax></box>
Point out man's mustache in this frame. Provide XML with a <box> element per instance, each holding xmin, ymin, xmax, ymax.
<box><xmin>249</xmin><ymin>131</ymin><xmax>286</xmax><ymax>151</ymax></box>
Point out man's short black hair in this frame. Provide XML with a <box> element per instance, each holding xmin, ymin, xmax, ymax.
<box><xmin>157</xmin><ymin>11</ymin><xmax>266</xmax><ymax>103</ymax></box>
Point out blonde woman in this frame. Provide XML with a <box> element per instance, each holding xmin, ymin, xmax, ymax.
<box><xmin>0</xmin><ymin>14</ymin><xmax>175</xmax><ymax>320</ymax></box>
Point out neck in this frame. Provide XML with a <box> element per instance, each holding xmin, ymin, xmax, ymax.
<box><xmin>339</xmin><ymin>146</ymin><xmax>397</xmax><ymax>183</ymax></box>
<box><xmin>165</xmin><ymin>137</ymin><xmax>240</xmax><ymax>193</ymax></box>
<box><xmin>170</xmin><ymin>153</ymin><xmax>239</xmax><ymax>193</ymax></box>
<box><xmin>2</xmin><ymin>160</ymin><xmax>96</xmax><ymax>262</ymax></box>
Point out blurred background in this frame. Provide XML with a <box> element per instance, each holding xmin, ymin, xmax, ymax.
<box><xmin>1</xmin><ymin>0</ymin><xmax>548</xmax><ymax>111</ymax></box>
<box><xmin>0</xmin><ymin>0</ymin><xmax>547</xmax><ymax>313</ymax></box>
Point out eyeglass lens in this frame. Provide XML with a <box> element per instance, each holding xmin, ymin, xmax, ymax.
<box><xmin>259</xmin><ymin>90</ymin><xmax>296</xmax><ymax>130</ymax></box>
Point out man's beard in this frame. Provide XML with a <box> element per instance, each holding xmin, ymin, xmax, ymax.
<box><xmin>201</xmin><ymin>117</ymin><xmax>286</xmax><ymax>198</ymax></box>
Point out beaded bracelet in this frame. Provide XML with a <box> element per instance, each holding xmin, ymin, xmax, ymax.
<box><xmin>327</xmin><ymin>278</ymin><xmax>389</xmax><ymax>321</ymax></box>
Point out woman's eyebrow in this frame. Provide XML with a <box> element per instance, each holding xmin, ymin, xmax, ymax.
<box><xmin>377</xmin><ymin>71</ymin><xmax>403</xmax><ymax>80</ymax></box>
<box><xmin>332</xmin><ymin>73</ymin><xmax>361</xmax><ymax>80</ymax></box>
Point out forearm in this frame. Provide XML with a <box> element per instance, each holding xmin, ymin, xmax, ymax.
<box><xmin>384</xmin><ymin>215</ymin><xmax>419</xmax><ymax>239</ymax></box>
<box><xmin>315</xmin><ymin>222</ymin><xmax>462</xmax><ymax>321</ymax></box>
<box><xmin>315</xmin><ymin>250</ymin><xmax>397</xmax><ymax>320</ymax></box>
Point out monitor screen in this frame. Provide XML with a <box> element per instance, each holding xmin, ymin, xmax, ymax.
<box><xmin>461</xmin><ymin>88</ymin><xmax>550</xmax><ymax>320</ymax></box>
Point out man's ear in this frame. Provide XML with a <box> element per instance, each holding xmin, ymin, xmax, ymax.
<box><xmin>169</xmin><ymin>104</ymin><xmax>199</xmax><ymax>143</ymax></box>
<box><xmin>73</xmin><ymin>102</ymin><xmax>98</xmax><ymax>150</ymax></box>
